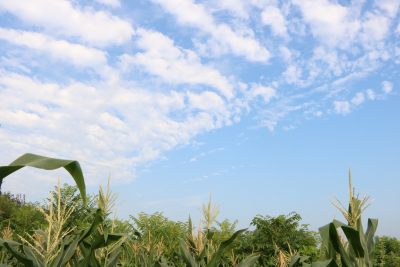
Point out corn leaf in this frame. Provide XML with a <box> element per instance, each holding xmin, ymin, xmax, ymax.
<box><xmin>341</xmin><ymin>225</ymin><xmax>365</xmax><ymax>258</ymax></box>
<box><xmin>208</xmin><ymin>229</ymin><xmax>246</xmax><ymax>267</ymax></box>
<box><xmin>0</xmin><ymin>153</ymin><xmax>86</xmax><ymax>203</ymax></box>
<box><xmin>365</xmin><ymin>218</ymin><xmax>378</xmax><ymax>252</ymax></box>
<box><xmin>236</xmin><ymin>254</ymin><xmax>260</xmax><ymax>267</ymax></box>
<box><xmin>179</xmin><ymin>239</ymin><xmax>199</xmax><ymax>267</ymax></box>
<box><xmin>311</xmin><ymin>259</ymin><xmax>339</xmax><ymax>267</ymax></box>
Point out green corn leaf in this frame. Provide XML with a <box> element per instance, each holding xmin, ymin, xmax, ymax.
<box><xmin>22</xmin><ymin>245</ymin><xmax>42</xmax><ymax>267</ymax></box>
<box><xmin>311</xmin><ymin>259</ymin><xmax>340</xmax><ymax>267</ymax></box>
<box><xmin>79</xmin><ymin>209</ymin><xmax>103</xmax><ymax>242</ymax></box>
<box><xmin>91</xmin><ymin>233</ymin><xmax>124</xmax><ymax>250</ymax></box>
<box><xmin>59</xmin><ymin>237</ymin><xmax>80</xmax><ymax>266</ymax></box>
<box><xmin>341</xmin><ymin>225</ymin><xmax>365</xmax><ymax>258</ymax></box>
<box><xmin>0</xmin><ymin>153</ymin><xmax>86</xmax><ymax>204</ymax></box>
<box><xmin>105</xmin><ymin>247</ymin><xmax>122</xmax><ymax>267</ymax></box>
<box><xmin>208</xmin><ymin>228</ymin><xmax>246</xmax><ymax>267</ymax></box>
<box><xmin>78</xmin><ymin>241</ymin><xmax>92</xmax><ymax>266</ymax></box>
<box><xmin>319</xmin><ymin>223</ymin><xmax>336</xmax><ymax>259</ymax></box>
<box><xmin>331</xmin><ymin>219</ymin><xmax>347</xmax><ymax>228</ymax></box>
<box><xmin>50</xmin><ymin>244</ymin><xmax>65</xmax><ymax>267</ymax></box>
<box><xmin>236</xmin><ymin>254</ymin><xmax>260</xmax><ymax>267</ymax></box>
<box><xmin>289</xmin><ymin>255</ymin><xmax>301</xmax><ymax>267</ymax></box>
<box><xmin>365</xmin><ymin>218</ymin><xmax>378</xmax><ymax>252</ymax></box>
<box><xmin>159</xmin><ymin>257</ymin><xmax>172</xmax><ymax>267</ymax></box>
<box><xmin>328</xmin><ymin>223</ymin><xmax>352</xmax><ymax>267</ymax></box>
<box><xmin>289</xmin><ymin>254</ymin><xmax>310</xmax><ymax>267</ymax></box>
<box><xmin>179</xmin><ymin>239</ymin><xmax>199</xmax><ymax>267</ymax></box>
<box><xmin>3</xmin><ymin>242</ymin><xmax>34</xmax><ymax>267</ymax></box>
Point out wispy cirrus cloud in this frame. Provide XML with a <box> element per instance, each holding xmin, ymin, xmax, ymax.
<box><xmin>151</xmin><ymin>0</ymin><xmax>270</xmax><ymax>62</ymax></box>
<box><xmin>0</xmin><ymin>28</ymin><xmax>108</xmax><ymax>70</ymax></box>
<box><xmin>119</xmin><ymin>28</ymin><xmax>235</xmax><ymax>99</ymax></box>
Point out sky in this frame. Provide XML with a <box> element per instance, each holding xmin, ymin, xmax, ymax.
<box><xmin>0</xmin><ymin>0</ymin><xmax>399</xmax><ymax>237</ymax></box>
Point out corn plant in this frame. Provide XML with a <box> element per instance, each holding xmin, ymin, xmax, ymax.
<box><xmin>0</xmin><ymin>181</ymin><xmax>126</xmax><ymax>266</ymax></box>
<box><xmin>289</xmin><ymin>171</ymin><xmax>378</xmax><ymax>267</ymax></box>
<box><xmin>179</xmin><ymin>197</ymin><xmax>259</xmax><ymax>267</ymax></box>
<box><xmin>317</xmin><ymin>171</ymin><xmax>378</xmax><ymax>267</ymax></box>
<box><xmin>180</xmin><ymin>228</ymin><xmax>259</xmax><ymax>267</ymax></box>
<box><xmin>0</xmin><ymin>223</ymin><xmax>18</xmax><ymax>265</ymax></box>
<box><xmin>0</xmin><ymin>154</ymin><xmax>126</xmax><ymax>266</ymax></box>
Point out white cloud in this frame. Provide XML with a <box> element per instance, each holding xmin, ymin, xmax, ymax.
<box><xmin>334</xmin><ymin>100</ymin><xmax>351</xmax><ymax>114</ymax></box>
<box><xmin>0</xmin><ymin>110</ymin><xmax>40</xmax><ymax>127</ymax></box>
<box><xmin>120</xmin><ymin>28</ymin><xmax>234</xmax><ymax>99</ymax></box>
<box><xmin>0</xmin><ymin>0</ymin><xmax>133</xmax><ymax>46</ymax></box>
<box><xmin>314</xmin><ymin>111</ymin><xmax>323</xmax><ymax>117</ymax></box>
<box><xmin>212</xmin><ymin>0</ymin><xmax>249</xmax><ymax>19</ymax></box>
<box><xmin>283</xmin><ymin>64</ymin><xmax>302</xmax><ymax>85</ymax></box>
<box><xmin>361</xmin><ymin>12</ymin><xmax>391</xmax><ymax>43</ymax></box>
<box><xmin>312</xmin><ymin>46</ymin><xmax>343</xmax><ymax>76</ymax></box>
<box><xmin>151</xmin><ymin>0</ymin><xmax>270</xmax><ymax>62</ymax></box>
<box><xmin>351</xmin><ymin>92</ymin><xmax>365</xmax><ymax>106</ymax></box>
<box><xmin>0</xmin><ymin>70</ymin><xmax>235</xmax><ymax>190</ymax></box>
<box><xmin>0</xmin><ymin>28</ymin><xmax>107</xmax><ymax>69</ymax></box>
<box><xmin>382</xmin><ymin>80</ymin><xmax>393</xmax><ymax>94</ymax></box>
<box><xmin>261</xmin><ymin>6</ymin><xmax>288</xmax><ymax>38</ymax></box>
<box><xmin>279</xmin><ymin>46</ymin><xmax>293</xmax><ymax>62</ymax></box>
<box><xmin>187</xmin><ymin>91</ymin><xmax>230</xmax><ymax>123</ymax></box>
<box><xmin>293</xmin><ymin>0</ymin><xmax>360</xmax><ymax>47</ymax></box>
<box><xmin>249</xmin><ymin>84</ymin><xmax>276</xmax><ymax>103</ymax></box>
<box><xmin>375</xmin><ymin>0</ymin><xmax>400</xmax><ymax>18</ymax></box>
<box><xmin>366</xmin><ymin>89</ymin><xmax>376</xmax><ymax>100</ymax></box>
<box><xmin>95</xmin><ymin>0</ymin><xmax>121</xmax><ymax>8</ymax></box>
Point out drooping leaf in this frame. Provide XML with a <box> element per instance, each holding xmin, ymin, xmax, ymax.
<box><xmin>0</xmin><ymin>153</ymin><xmax>86</xmax><ymax>203</ymax></box>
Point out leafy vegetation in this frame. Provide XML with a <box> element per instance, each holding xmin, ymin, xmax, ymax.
<box><xmin>0</xmin><ymin>154</ymin><xmax>399</xmax><ymax>266</ymax></box>
<box><xmin>373</xmin><ymin>236</ymin><xmax>400</xmax><ymax>267</ymax></box>
<box><xmin>236</xmin><ymin>213</ymin><xmax>318</xmax><ymax>266</ymax></box>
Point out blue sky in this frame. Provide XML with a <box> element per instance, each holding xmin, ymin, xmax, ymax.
<box><xmin>0</xmin><ymin>0</ymin><xmax>399</xmax><ymax>237</ymax></box>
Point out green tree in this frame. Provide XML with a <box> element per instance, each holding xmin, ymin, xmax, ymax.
<box><xmin>373</xmin><ymin>236</ymin><xmax>400</xmax><ymax>267</ymax></box>
<box><xmin>0</xmin><ymin>192</ymin><xmax>45</xmax><ymax>238</ymax></box>
<box><xmin>238</xmin><ymin>212</ymin><xmax>318</xmax><ymax>266</ymax></box>
<box><xmin>45</xmin><ymin>183</ymin><xmax>96</xmax><ymax>231</ymax></box>
<box><xmin>213</xmin><ymin>219</ymin><xmax>238</xmax><ymax>244</ymax></box>
<box><xmin>129</xmin><ymin>212</ymin><xmax>188</xmax><ymax>263</ymax></box>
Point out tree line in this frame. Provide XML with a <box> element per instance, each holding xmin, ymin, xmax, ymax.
<box><xmin>0</xmin><ymin>154</ymin><xmax>399</xmax><ymax>266</ymax></box>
